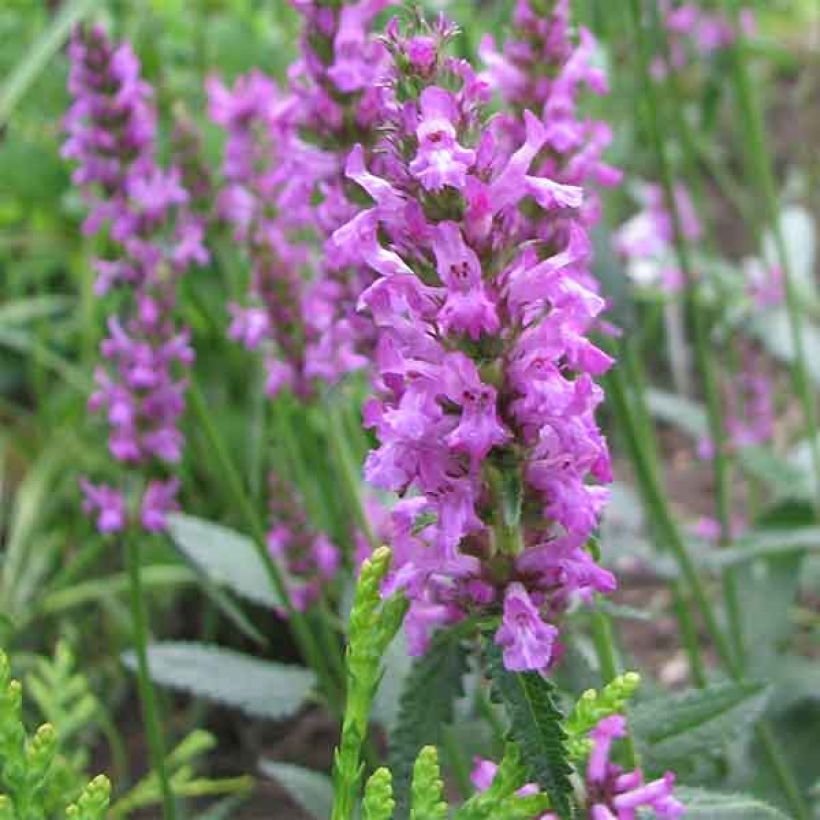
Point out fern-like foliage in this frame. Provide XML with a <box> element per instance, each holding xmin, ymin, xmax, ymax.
<box><xmin>388</xmin><ymin>630</ymin><xmax>468</xmax><ymax>818</ymax></box>
<box><xmin>0</xmin><ymin>650</ymin><xmax>110</xmax><ymax>818</ymax></box>
<box><xmin>454</xmin><ymin>743</ymin><xmax>551</xmax><ymax>820</ymax></box>
<box><xmin>362</xmin><ymin>768</ymin><xmax>395</xmax><ymax>820</ymax></box>
<box><xmin>484</xmin><ymin>639</ymin><xmax>574</xmax><ymax>820</ymax></box>
<box><xmin>564</xmin><ymin>672</ymin><xmax>641</xmax><ymax>760</ymax></box>
<box><xmin>409</xmin><ymin>747</ymin><xmax>447</xmax><ymax>820</ymax></box>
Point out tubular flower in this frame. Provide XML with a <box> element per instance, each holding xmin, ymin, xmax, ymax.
<box><xmin>479</xmin><ymin>0</ymin><xmax>622</xmax><ymax>230</ymax></box>
<box><xmin>63</xmin><ymin>25</ymin><xmax>206</xmax><ymax>533</ymax></box>
<box><xmin>335</xmin><ymin>17</ymin><xmax>616</xmax><ymax>666</ymax></box>
<box><xmin>208</xmin><ymin>1</ymin><xmax>392</xmax><ymax>396</ymax></box>
<box><xmin>266</xmin><ymin>474</ymin><xmax>341</xmax><ymax>614</ymax></box>
<box><xmin>471</xmin><ymin>716</ymin><xmax>684</xmax><ymax>818</ymax></box>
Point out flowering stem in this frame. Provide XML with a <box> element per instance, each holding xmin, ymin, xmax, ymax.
<box><xmin>188</xmin><ymin>379</ymin><xmax>344</xmax><ymax>713</ymax></box>
<box><xmin>124</xmin><ymin>534</ymin><xmax>177</xmax><ymax>820</ymax></box>
<box><xmin>646</xmin><ymin>0</ymin><xmax>751</xmax><ymax>661</ymax></box>
<box><xmin>671</xmin><ymin>583</ymin><xmax>706</xmax><ymax>688</ymax></box>
<box><xmin>628</xmin><ymin>0</ymin><xmax>745</xmax><ymax>675</ymax></box>
<box><xmin>720</xmin><ymin>0</ymin><xmax>820</xmax><ymax>512</ymax></box>
<box><xmin>606</xmin><ymin>354</ymin><xmax>810</xmax><ymax>819</ymax></box>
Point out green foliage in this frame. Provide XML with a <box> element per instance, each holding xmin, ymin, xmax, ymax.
<box><xmin>109</xmin><ymin>730</ymin><xmax>252</xmax><ymax>818</ymax></box>
<box><xmin>166</xmin><ymin>513</ymin><xmax>281</xmax><ymax>609</ymax></box>
<box><xmin>65</xmin><ymin>776</ymin><xmax>111</xmax><ymax>820</ymax></box>
<box><xmin>388</xmin><ymin>630</ymin><xmax>468</xmax><ymax>818</ymax></box>
<box><xmin>484</xmin><ymin>640</ymin><xmax>574</xmax><ymax>820</ymax></box>
<box><xmin>409</xmin><ymin>747</ymin><xmax>447</xmax><ymax>820</ymax></box>
<box><xmin>630</xmin><ymin>681</ymin><xmax>770</xmax><ymax>766</ymax></box>
<box><xmin>124</xmin><ymin>642</ymin><xmax>316</xmax><ymax>720</ymax></box>
<box><xmin>564</xmin><ymin>672</ymin><xmax>641</xmax><ymax>759</ymax></box>
<box><xmin>332</xmin><ymin>547</ymin><xmax>407</xmax><ymax>820</ymax></box>
<box><xmin>675</xmin><ymin>787</ymin><xmax>791</xmax><ymax>818</ymax></box>
<box><xmin>0</xmin><ymin>650</ymin><xmax>110</xmax><ymax>818</ymax></box>
<box><xmin>454</xmin><ymin>743</ymin><xmax>551</xmax><ymax>820</ymax></box>
<box><xmin>362</xmin><ymin>768</ymin><xmax>395</xmax><ymax>820</ymax></box>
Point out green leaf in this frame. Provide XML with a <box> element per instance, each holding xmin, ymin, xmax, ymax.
<box><xmin>704</xmin><ymin>527</ymin><xmax>820</xmax><ymax>569</ymax></box>
<box><xmin>0</xmin><ymin>296</ymin><xmax>72</xmax><ymax>325</ymax></box>
<box><xmin>645</xmin><ymin>388</ymin><xmax>708</xmax><ymax>440</ymax></box>
<box><xmin>167</xmin><ymin>514</ymin><xmax>281</xmax><ymax>609</ymax></box>
<box><xmin>123</xmin><ymin>643</ymin><xmax>314</xmax><ymax>720</ymax></box>
<box><xmin>0</xmin><ymin>0</ymin><xmax>99</xmax><ymax>128</ymax></box>
<box><xmin>750</xmin><ymin>308</ymin><xmax>820</xmax><ymax>388</ymax></box>
<box><xmin>630</xmin><ymin>681</ymin><xmax>770</xmax><ymax>765</ymax></box>
<box><xmin>388</xmin><ymin>631</ymin><xmax>468</xmax><ymax>819</ymax></box>
<box><xmin>675</xmin><ymin>787</ymin><xmax>790</xmax><ymax>819</ymax></box>
<box><xmin>485</xmin><ymin>640</ymin><xmax>574</xmax><ymax>819</ymax></box>
<box><xmin>259</xmin><ymin>761</ymin><xmax>333</xmax><ymax>820</ymax></box>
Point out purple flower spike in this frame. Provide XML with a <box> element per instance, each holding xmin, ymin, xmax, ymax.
<box><xmin>65</xmin><ymin>25</ymin><xmax>207</xmax><ymax>535</ymax></box>
<box><xmin>343</xmin><ymin>11</ymin><xmax>618</xmax><ymax>666</ymax></box>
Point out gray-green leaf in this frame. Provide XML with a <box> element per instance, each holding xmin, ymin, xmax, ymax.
<box><xmin>630</xmin><ymin>681</ymin><xmax>769</xmax><ymax>765</ymax></box>
<box><xmin>675</xmin><ymin>787</ymin><xmax>790</xmax><ymax>819</ymax></box>
<box><xmin>124</xmin><ymin>642</ymin><xmax>314</xmax><ymax>720</ymax></box>
<box><xmin>167</xmin><ymin>514</ymin><xmax>281</xmax><ymax>609</ymax></box>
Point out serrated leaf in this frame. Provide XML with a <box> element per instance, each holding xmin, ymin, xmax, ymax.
<box><xmin>675</xmin><ymin>787</ymin><xmax>790</xmax><ymax>818</ymax></box>
<box><xmin>123</xmin><ymin>643</ymin><xmax>314</xmax><ymax>720</ymax></box>
<box><xmin>485</xmin><ymin>640</ymin><xmax>574</xmax><ymax>819</ymax></box>
<box><xmin>167</xmin><ymin>514</ymin><xmax>281</xmax><ymax>609</ymax></box>
<box><xmin>259</xmin><ymin>761</ymin><xmax>333</xmax><ymax>820</ymax></box>
<box><xmin>388</xmin><ymin>631</ymin><xmax>468</xmax><ymax>819</ymax></box>
<box><xmin>705</xmin><ymin>527</ymin><xmax>820</xmax><ymax>569</ymax></box>
<box><xmin>630</xmin><ymin>681</ymin><xmax>769</xmax><ymax>764</ymax></box>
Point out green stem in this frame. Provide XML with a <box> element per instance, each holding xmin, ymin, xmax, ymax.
<box><xmin>590</xmin><ymin>610</ymin><xmax>638</xmax><ymax>769</ymax></box>
<box><xmin>629</xmin><ymin>0</ymin><xmax>746</xmax><ymax>676</ymax></box>
<box><xmin>125</xmin><ymin>535</ymin><xmax>177</xmax><ymax>820</ymax></box>
<box><xmin>605</xmin><ymin>361</ymin><xmax>735</xmax><ymax>671</ymax></box>
<box><xmin>188</xmin><ymin>379</ymin><xmax>343</xmax><ymax>713</ymax></box>
<box><xmin>671</xmin><ymin>583</ymin><xmax>706</xmax><ymax>688</ymax></box>
<box><xmin>606</xmin><ymin>359</ymin><xmax>808</xmax><ymax>818</ymax></box>
<box><xmin>721</xmin><ymin>0</ymin><xmax>820</xmax><ymax>512</ymax></box>
<box><xmin>324</xmin><ymin>394</ymin><xmax>377</xmax><ymax>550</ymax></box>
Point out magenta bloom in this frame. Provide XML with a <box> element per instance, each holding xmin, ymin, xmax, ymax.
<box><xmin>584</xmin><ymin>716</ymin><xmax>685</xmax><ymax>819</ymax></box>
<box><xmin>495</xmin><ymin>584</ymin><xmax>559</xmax><ymax>672</ymax></box>
<box><xmin>80</xmin><ymin>479</ymin><xmax>127</xmax><ymax>534</ymax></box>
<box><xmin>338</xmin><ymin>14</ymin><xmax>616</xmax><ymax>666</ymax></box>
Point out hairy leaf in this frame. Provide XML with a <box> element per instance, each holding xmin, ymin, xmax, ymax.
<box><xmin>485</xmin><ymin>640</ymin><xmax>574</xmax><ymax>819</ymax></box>
<box><xmin>124</xmin><ymin>643</ymin><xmax>314</xmax><ymax>720</ymax></box>
<box><xmin>259</xmin><ymin>761</ymin><xmax>333</xmax><ymax>820</ymax></box>
<box><xmin>675</xmin><ymin>787</ymin><xmax>790</xmax><ymax>819</ymax></box>
<box><xmin>167</xmin><ymin>514</ymin><xmax>281</xmax><ymax>609</ymax></box>
<box><xmin>388</xmin><ymin>631</ymin><xmax>468</xmax><ymax>819</ymax></box>
<box><xmin>630</xmin><ymin>681</ymin><xmax>769</xmax><ymax>765</ymax></box>
<box><xmin>645</xmin><ymin>388</ymin><xmax>707</xmax><ymax>440</ymax></box>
